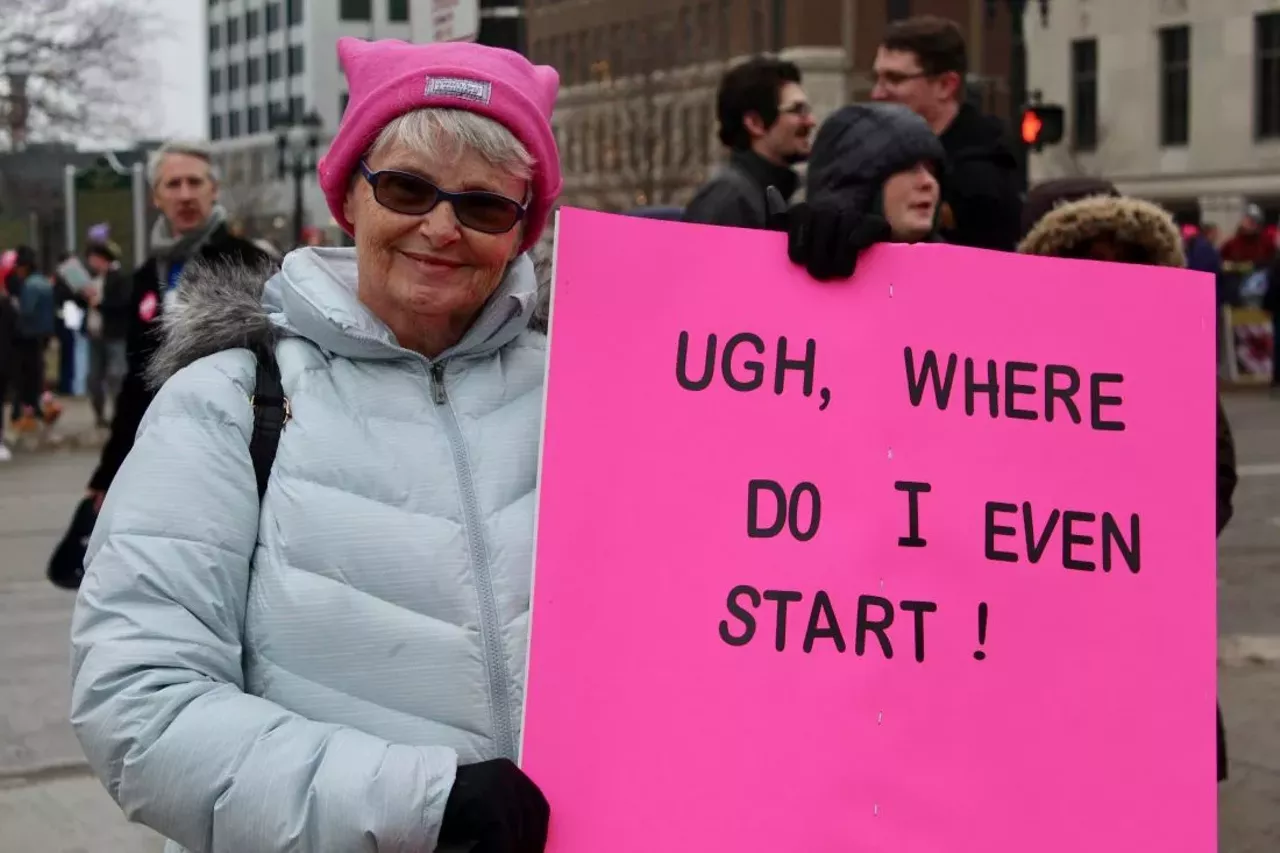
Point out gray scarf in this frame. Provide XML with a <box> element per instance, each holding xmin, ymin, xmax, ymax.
<box><xmin>151</xmin><ymin>204</ymin><xmax>229</xmax><ymax>284</ymax></box>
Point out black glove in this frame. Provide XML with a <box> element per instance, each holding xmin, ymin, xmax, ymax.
<box><xmin>765</xmin><ymin>185</ymin><xmax>891</xmax><ymax>281</ymax></box>
<box><xmin>438</xmin><ymin>758</ymin><xmax>550</xmax><ymax>853</ymax></box>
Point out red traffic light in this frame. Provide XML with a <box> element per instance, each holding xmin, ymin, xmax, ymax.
<box><xmin>1019</xmin><ymin>104</ymin><xmax>1065</xmax><ymax>149</ymax></box>
<box><xmin>1021</xmin><ymin>109</ymin><xmax>1044</xmax><ymax>145</ymax></box>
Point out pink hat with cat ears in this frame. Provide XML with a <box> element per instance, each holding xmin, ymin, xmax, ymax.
<box><xmin>318</xmin><ymin>37</ymin><xmax>562</xmax><ymax>254</ymax></box>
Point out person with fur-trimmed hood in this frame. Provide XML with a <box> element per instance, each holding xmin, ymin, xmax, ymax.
<box><xmin>769</xmin><ymin>102</ymin><xmax>946</xmax><ymax>280</ymax></box>
<box><xmin>1019</xmin><ymin>180</ymin><xmax>1238</xmax><ymax>784</ymax></box>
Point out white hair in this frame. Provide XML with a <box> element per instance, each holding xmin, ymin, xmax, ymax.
<box><xmin>367</xmin><ymin>108</ymin><xmax>534</xmax><ymax>185</ymax></box>
<box><xmin>147</xmin><ymin>138</ymin><xmax>219</xmax><ymax>187</ymax></box>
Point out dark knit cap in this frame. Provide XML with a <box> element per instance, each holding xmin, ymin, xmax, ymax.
<box><xmin>1020</xmin><ymin>176</ymin><xmax>1119</xmax><ymax>238</ymax></box>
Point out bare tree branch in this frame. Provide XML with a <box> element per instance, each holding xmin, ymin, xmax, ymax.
<box><xmin>0</xmin><ymin>0</ymin><xmax>163</xmax><ymax>146</ymax></box>
<box><xmin>220</xmin><ymin>179</ymin><xmax>285</xmax><ymax>230</ymax></box>
<box><xmin>561</xmin><ymin>14</ymin><xmax>721</xmax><ymax>210</ymax></box>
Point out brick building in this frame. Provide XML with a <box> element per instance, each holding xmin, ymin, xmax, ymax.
<box><xmin>526</xmin><ymin>0</ymin><xmax>1014</xmax><ymax>211</ymax></box>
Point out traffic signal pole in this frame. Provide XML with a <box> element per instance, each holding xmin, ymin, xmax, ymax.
<box><xmin>1008</xmin><ymin>2</ymin><xmax>1030</xmax><ymax>193</ymax></box>
<box><xmin>990</xmin><ymin>1</ymin><xmax>1052</xmax><ymax>191</ymax></box>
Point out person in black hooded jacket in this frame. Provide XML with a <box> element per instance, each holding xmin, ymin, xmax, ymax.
<box><xmin>769</xmin><ymin>102</ymin><xmax>946</xmax><ymax>281</ymax></box>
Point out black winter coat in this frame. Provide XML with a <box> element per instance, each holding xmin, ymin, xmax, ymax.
<box><xmin>96</xmin><ymin>266</ymin><xmax>134</xmax><ymax>341</ymax></box>
<box><xmin>684</xmin><ymin>150</ymin><xmax>799</xmax><ymax>230</ymax></box>
<box><xmin>0</xmin><ymin>288</ymin><xmax>17</xmax><ymax>376</ymax></box>
<box><xmin>937</xmin><ymin>103</ymin><xmax>1023</xmax><ymax>252</ymax></box>
<box><xmin>88</xmin><ymin>225</ymin><xmax>268</xmax><ymax>492</ymax></box>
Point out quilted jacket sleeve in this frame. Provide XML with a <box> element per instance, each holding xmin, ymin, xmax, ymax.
<box><xmin>69</xmin><ymin>351</ymin><xmax>458</xmax><ymax>853</ymax></box>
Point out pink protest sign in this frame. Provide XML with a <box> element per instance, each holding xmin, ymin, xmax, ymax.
<box><xmin>522</xmin><ymin>207</ymin><xmax>1217</xmax><ymax>852</ymax></box>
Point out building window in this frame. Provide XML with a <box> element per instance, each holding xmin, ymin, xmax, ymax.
<box><xmin>209</xmin><ymin>68</ymin><xmax>222</xmax><ymax>95</ymax></box>
<box><xmin>270</xmin><ymin>101</ymin><xmax>286</xmax><ymax>128</ymax></box>
<box><xmin>681</xmin><ymin>104</ymin><xmax>694</xmax><ymax>166</ymax></box>
<box><xmin>1070</xmin><ymin>38</ymin><xmax>1097</xmax><ymax>151</ymax></box>
<box><xmin>211</xmin><ymin>114</ymin><xmax>223</xmax><ymax>140</ymax></box>
<box><xmin>247</xmin><ymin>57</ymin><xmax>261</xmax><ymax>85</ymax></box>
<box><xmin>718</xmin><ymin>0</ymin><xmax>731</xmax><ymax>57</ymax></box>
<box><xmin>1158</xmin><ymin>26</ymin><xmax>1189</xmax><ymax>147</ymax></box>
<box><xmin>228</xmin><ymin>63</ymin><xmax>241</xmax><ymax>90</ymax></box>
<box><xmin>291</xmin><ymin>96</ymin><xmax>305</xmax><ymax>123</ymax></box>
<box><xmin>245</xmin><ymin>8</ymin><xmax>260</xmax><ymax>39</ymax></box>
<box><xmin>697</xmin><ymin>3</ymin><xmax>711</xmax><ymax>60</ymax></box>
<box><xmin>209</xmin><ymin>22</ymin><xmax>221</xmax><ymax>50</ymax></box>
<box><xmin>268</xmin><ymin>51</ymin><xmax>281</xmax><ymax>81</ymax></box>
<box><xmin>340</xmin><ymin>0</ymin><xmax>372</xmax><ymax>21</ymax></box>
<box><xmin>287</xmin><ymin>0</ymin><xmax>303</xmax><ymax>26</ymax></box>
<box><xmin>340</xmin><ymin>92</ymin><xmax>350</xmax><ymax>117</ymax></box>
<box><xmin>887</xmin><ymin>0</ymin><xmax>911</xmax><ymax>21</ymax></box>
<box><xmin>226</xmin><ymin>16</ymin><xmax>239</xmax><ymax>45</ymax></box>
<box><xmin>661</xmin><ymin>105</ymin><xmax>673</xmax><ymax>166</ymax></box>
<box><xmin>266</xmin><ymin>2</ymin><xmax>281</xmax><ymax>32</ymax></box>
<box><xmin>248</xmin><ymin>105</ymin><xmax>262</xmax><ymax>134</ymax></box>
<box><xmin>678</xmin><ymin>7</ymin><xmax>692</xmax><ymax>61</ymax></box>
<box><xmin>229</xmin><ymin>110</ymin><xmax>241</xmax><ymax>138</ymax></box>
<box><xmin>564</xmin><ymin>36</ymin><xmax>577</xmax><ymax>85</ymax></box>
<box><xmin>289</xmin><ymin>45</ymin><xmax>305</xmax><ymax>75</ymax></box>
<box><xmin>389</xmin><ymin>0</ymin><xmax>410</xmax><ymax>23</ymax></box>
<box><xmin>1256</xmin><ymin>13</ymin><xmax>1280</xmax><ymax>139</ymax></box>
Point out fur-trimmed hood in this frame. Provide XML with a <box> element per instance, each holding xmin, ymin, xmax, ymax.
<box><xmin>1017</xmin><ymin>194</ymin><xmax>1186</xmax><ymax>268</ymax></box>
<box><xmin>145</xmin><ymin>247</ymin><xmax>552</xmax><ymax>390</ymax></box>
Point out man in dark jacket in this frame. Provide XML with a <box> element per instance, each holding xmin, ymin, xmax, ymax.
<box><xmin>83</xmin><ymin>241</ymin><xmax>134</xmax><ymax>427</ymax></box>
<box><xmin>683</xmin><ymin>56</ymin><xmax>816</xmax><ymax>229</ymax></box>
<box><xmin>871</xmin><ymin>15</ymin><xmax>1022</xmax><ymax>251</ymax></box>
<box><xmin>87</xmin><ymin>139</ymin><xmax>268</xmax><ymax>510</ymax></box>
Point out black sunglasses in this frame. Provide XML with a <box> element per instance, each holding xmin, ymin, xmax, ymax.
<box><xmin>358</xmin><ymin>160</ymin><xmax>527</xmax><ymax>234</ymax></box>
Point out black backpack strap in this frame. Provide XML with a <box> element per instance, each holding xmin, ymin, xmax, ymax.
<box><xmin>248</xmin><ymin>341</ymin><xmax>289</xmax><ymax>502</ymax></box>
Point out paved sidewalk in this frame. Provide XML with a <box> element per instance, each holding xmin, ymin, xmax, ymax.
<box><xmin>2</xmin><ymin>395</ymin><xmax>107</xmax><ymax>457</ymax></box>
<box><xmin>0</xmin><ymin>451</ymin><xmax>162</xmax><ymax>851</ymax></box>
<box><xmin>0</xmin><ymin>774</ymin><xmax>163</xmax><ymax>853</ymax></box>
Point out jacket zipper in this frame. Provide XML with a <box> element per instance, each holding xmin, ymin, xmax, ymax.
<box><xmin>428</xmin><ymin>360</ymin><xmax>517</xmax><ymax>760</ymax></box>
<box><xmin>303</xmin><ymin>319</ymin><xmax>520</xmax><ymax>760</ymax></box>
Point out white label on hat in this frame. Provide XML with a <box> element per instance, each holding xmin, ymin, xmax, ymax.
<box><xmin>424</xmin><ymin>76</ymin><xmax>492</xmax><ymax>104</ymax></box>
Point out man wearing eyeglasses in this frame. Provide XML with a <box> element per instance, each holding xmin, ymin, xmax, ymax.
<box><xmin>871</xmin><ymin>16</ymin><xmax>1022</xmax><ymax>252</ymax></box>
<box><xmin>684</xmin><ymin>56</ymin><xmax>816</xmax><ymax>230</ymax></box>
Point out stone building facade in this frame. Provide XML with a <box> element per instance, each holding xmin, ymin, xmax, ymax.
<box><xmin>1026</xmin><ymin>0</ymin><xmax>1280</xmax><ymax>233</ymax></box>
<box><xmin>526</xmin><ymin>0</ymin><xmax>1015</xmax><ymax>212</ymax></box>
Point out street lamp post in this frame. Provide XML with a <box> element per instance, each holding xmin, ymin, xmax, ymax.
<box><xmin>6</xmin><ymin>58</ymin><xmax>32</xmax><ymax>152</ymax></box>
<box><xmin>275</xmin><ymin>108</ymin><xmax>323</xmax><ymax>249</ymax></box>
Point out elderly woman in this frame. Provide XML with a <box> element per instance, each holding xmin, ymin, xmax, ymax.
<box><xmin>70</xmin><ymin>38</ymin><xmax>558</xmax><ymax>853</ymax></box>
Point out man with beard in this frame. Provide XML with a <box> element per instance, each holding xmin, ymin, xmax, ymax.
<box><xmin>871</xmin><ymin>16</ymin><xmax>1022</xmax><ymax>251</ymax></box>
<box><xmin>85</xmin><ymin>139</ymin><xmax>268</xmax><ymax>511</ymax></box>
<box><xmin>684</xmin><ymin>56</ymin><xmax>816</xmax><ymax>229</ymax></box>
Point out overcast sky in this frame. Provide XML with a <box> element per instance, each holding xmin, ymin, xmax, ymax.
<box><xmin>149</xmin><ymin>0</ymin><xmax>205</xmax><ymax>139</ymax></box>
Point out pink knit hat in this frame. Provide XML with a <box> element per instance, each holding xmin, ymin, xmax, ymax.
<box><xmin>318</xmin><ymin>37</ymin><xmax>562</xmax><ymax>254</ymax></box>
